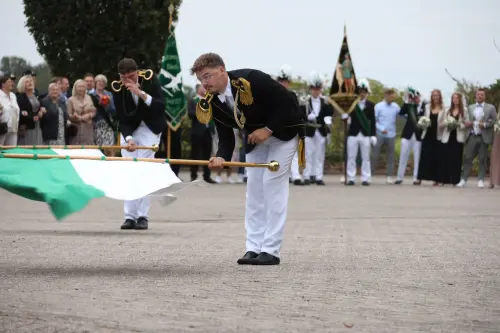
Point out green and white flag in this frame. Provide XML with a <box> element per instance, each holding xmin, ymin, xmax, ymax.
<box><xmin>0</xmin><ymin>148</ymin><xmax>182</xmax><ymax>220</ymax></box>
<box><xmin>159</xmin><ymin>25</ymin><xmax>186</xmax><ymax>131</ymax></box>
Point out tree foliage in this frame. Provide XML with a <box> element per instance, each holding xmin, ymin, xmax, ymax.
<box><xmin>23</xmin><ymin>0</ymin><xmax>182</xmax><ymax>82</ymax></box>
<box><xmin>1</xmin><ymin>56</ymin><xmax>52</xmax><ymax>92</ymax></box>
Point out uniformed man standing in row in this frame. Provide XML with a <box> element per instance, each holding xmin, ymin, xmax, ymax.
<box><xmin>301</xmin><ymin>72</ymin><xmax>334</xmax><ymax>185</ymax></box>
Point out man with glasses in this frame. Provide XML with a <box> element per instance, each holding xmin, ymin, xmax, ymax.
<box><xmin>190</xmin><ymin>53</ymin><xmax>305</xmax><ymax>265</ymax></box>
<box><xmin>112</xmin><ymin>58</ymin><xmax>166</xmax><ymax>231</ymax></box>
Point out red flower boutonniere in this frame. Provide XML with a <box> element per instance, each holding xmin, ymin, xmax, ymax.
<box><xmin>100</xmin><ymin>95</ymin><xmax>110</xmax><ymax>107</ymax></box>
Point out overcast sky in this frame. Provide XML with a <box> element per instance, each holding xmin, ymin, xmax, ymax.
<box><xmin>3</xmin><ymin>0</ymin><xmax>499</xmax><ymax>101</ymax></box>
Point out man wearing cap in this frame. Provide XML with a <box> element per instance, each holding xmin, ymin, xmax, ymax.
<box><xmin>112</xmin><ymin>58</ymin><xmax>166</xmax><ymax>231</ymax></box>
<box><xmin>342</xmin><ymin>79</ymin><xmax>377</xmax><ymax>185</ymax></box>
<box><xmin>395</xmin><ymin>86</ymin><xmax>426</xmax><ymax>185</ymax></box>
<box><xmin>301</xmin><ymin>72</ymin><xmax>334</xmax><ymax>185</ymax></box>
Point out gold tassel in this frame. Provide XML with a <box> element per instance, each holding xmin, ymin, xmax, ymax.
<box><xmin>232</xmin><ymin>78</ymin><xmax>254</xmax><ymax>106</ymax></box>
<box><xmin>195</xmin><ymin>93</ymin><xmax>213</xmax><ymax>124</ymax></box>
<box><xmin>298</xmin><ymin>137</ymin><xmax>306</xmax><ymax>171</ymax></box>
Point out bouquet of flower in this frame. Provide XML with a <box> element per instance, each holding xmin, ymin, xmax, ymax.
<box><xmin>494</xmin><ymin>120</ymin><xmax>500</xmax><ymax>134</ymax></box>
<box><xmin>417</xmin><ymin>116</ymin><xmax>431</xmax><ymax>129</ymax></box>
<box><xmin>444</xmin><ymin>115</ymin><xmax>458</xmax><ymax>130</ymax></box>
<box><xmin>99</xmin><ymin>94</ymin><xmax>110</xmax><ymax>107</ymax></box>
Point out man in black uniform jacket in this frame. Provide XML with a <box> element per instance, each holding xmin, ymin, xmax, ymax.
<box><xmin>190</xmin><ymin>53</ymin><xmax>305</xmax><ymax>265</ymax></box>
<box><xmin>112</xmin><ymin>58</ymin><xmax>166</xmax><ymax>231</ymax></box>
<box><xmin>342</xmin><ymin>79</ymin><xmax>377</xmax><ymax>185</ymax></box>
<box><xmin>395</xmin><ymin>87</ymin><xmax>425</xmax><ymax>185</ymax></box>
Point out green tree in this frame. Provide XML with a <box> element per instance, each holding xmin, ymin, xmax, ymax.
<box><xmin>23</xmin><ymin>0</ymin><xmax>182</xmax><ymax>81</ymax></box>
<box><xmin>1</xmin><ymin>56</ymin><xmax>52</xmax><ymax>92</ymax></box>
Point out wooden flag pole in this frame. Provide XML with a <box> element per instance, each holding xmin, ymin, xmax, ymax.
<box><xmin>0</xmin><ymin>153</ymin><xmax>280</xmax><ymax>171</ymax></box>
<box><xmin>167</xmin><ymin>127</ymin><xmax>172</xmax><ymax>159</ymax></box>
<box><xmin>0</xmin><ymin>145</ymin><xmax>159</xmax><ymax>151</ymax></box>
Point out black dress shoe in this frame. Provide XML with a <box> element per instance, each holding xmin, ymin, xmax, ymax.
<box><xmin>120</xmin><ymin>219</ymin><xmax>136</xmax><ymax>230</ymax></box>
<box><xmin>310</xmin><ymin>176</ymin><xmax>316</xmax><ymax>184</ymax></box>
<box><xmin>316</xmin><ymin>180</ymin><xmax>325</xmax><ymax>185</ymax></box>
<box><xmin>237</xmin><ymin>251</ymin><xmax>259</xmax><ymax>265</ymax></box>
<box><xmin>251</xmin><ymin>252</ymin><xmax>280</xmax><ymax>265</ymax></box>
<box><xmin>135</xmin><ymin>217</ymin><xmax>148</xmax><ymax>230</ymax></box>
<box><xmin>304</xmin><ymin>179</ymin><xmax>311</xmax><ymax>185</ymax></box>
<box><xmin>362</xmin><ymin>181</ymin><xmax>370</xmax><ymax>186</ymax></box>
<box><xmin>293</xmin><ymin>179</ymin><xmax>304</xmax><ymax>186</ymax></box>
<box><xmin>394</xmin><ymin>180</ymin><xmax>403</xmax><ymax>185</ymax></box>
<box><xmin>346</xmin><ymin>181</ymin><xmax>355</xmax><ymax>186</ymax></box>
<box><xmin>204</xmin><ymin>177</ymin><xmax>217</xmax><ymax>184</ymax></box>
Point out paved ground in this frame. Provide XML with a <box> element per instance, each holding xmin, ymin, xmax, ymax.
<box><xmin>1</xmin><ymin>174</ymin><xmax>499</xmax><ymax>333</ymax></box>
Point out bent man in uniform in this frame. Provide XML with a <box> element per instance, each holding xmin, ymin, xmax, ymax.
<box><xmin>190</xmin><ymin>53</ymin><xmax>305</xmax><ymax>265</ymax></box>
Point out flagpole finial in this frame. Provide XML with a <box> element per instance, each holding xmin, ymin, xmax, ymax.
<box><xmin>344</xmin><ymin>23</ymin><xmax>347</xmax><ymax>36</ymax></box>
<box><xmin>168</xmin><ymin>3</ymin><xmax>175</xmax><ymax>32</ymax></box>
<box><xmin>168</xmin><ymin>3</ymin><xmax>174</xmax><ymax>14</ymax></box>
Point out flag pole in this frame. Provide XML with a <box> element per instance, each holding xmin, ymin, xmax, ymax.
<box><xmin>0</xmin><ymin>153</ymin><xmax>280</xmax><ymax>171</ymax></box>
<box><xmin>166</xmin><ymin>3</ymin><xmax>174</xmax><ymax>160</ymax></box>
<box><xmin>1</xmin><ymin>145</ymin><xmax>159</xmax><ymax>151</ymax></box>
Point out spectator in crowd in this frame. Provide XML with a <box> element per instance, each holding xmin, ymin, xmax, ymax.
<box><xmin>489</xmin><ymin>103</ymin><xmax>500</xmax><ymax>188</ymax></box>
<box><xmin>371</xmin><ymin>88</ymin><xmax>400</xmax><ymax>183</ymax></box>
<box><xmin>21</xmin><ymin>70</ymin><xmax>39</xmax><ymax>97</ymax></box>
<box><xmin>67</xmin><ymin>79</ymin><xmax>96</xmax><ymax>145</ymax></box>
<box><xmin>16</xmin><ymin>75</ymin><xmax>45</xmax><ymax>145</ymax></box>
<box><xmin>84</xmin><ymin>73</ymin><xmax>95</xmax><ymax>94</ymax></box>
<box><xmin>90</xmin><ymin>74</ymin><xmax>116</xmax><ymax>154</ymax></box>
<box><xmin>40</xmin><ymin>82</ymin><xmax>69</xmax><ymax>145</ymax></box>
<box><xmin>60</xmin><ymin>76</ymin><xmax>71</xmax><ymax>101</ymax></box>
<box><xmin>0</xmin><ymin>75</ymin><xmax>20</xmax><ymax>145</ymax></box>
<box><xmin>439</xmin><ymin>92</ymin><xmax>468</xmax><ymax>185</ymax></box>
<box><xmin>418</xmin><ymin>89</ymin><xmax>446</xmax><ymax>185</ymax></box>
<box><xmin>457</xmin><ymin>88</ymin><xmax>498</xmax><ymax>188</ymax></box>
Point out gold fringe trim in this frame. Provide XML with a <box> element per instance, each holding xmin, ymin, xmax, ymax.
<box><xmin>195</xmin><ymin>93</ymin><xmax>214</xmax><ymax>124</ymax></box>
<box><xmin>298</xmin><ymin>137</ymin><xmax>306</xmax><ymax>171</ymax></box>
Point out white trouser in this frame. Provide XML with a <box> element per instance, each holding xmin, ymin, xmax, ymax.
<box><xmin>245</xmin><ymin>135</ymin><xmax>297</xmax><ymax>258</ymax></box>
<box><xmin>0</xmin><ymin>132</ymin><xmax>18</xmax><ymax>145</ymax></box>
<box><xmin>120</xmin><ymin>122</ymin><xmax>162</xmax><ymax>220</ymax></box>
<box><xmin>347</xmin><ymin>133</ymin><xmax>371</xmax><ymax>182</ymax></box>
<box><xmin>397</xmin><ymin>134</ymin><xmax>422</xmax><ymax>181</ymax></box>
<box><xmin>289</xmin><ymin>151</ymin><xmax>302</xmax><ymax>180</ymax></box>
<box><xmin>303</xmin><ymin>131</ymin><xmax>326</xmax><ymax>180</ymax></box>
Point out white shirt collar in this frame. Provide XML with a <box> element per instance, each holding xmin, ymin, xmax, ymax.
<box><xmin>218</xmin><ymin>77</ymin><xmax>232</xmax><ymax>103</ymax></box>
<box><xmin>476</xmin><ymin>102</ymin><xmax>484</xmax><ymax>107</ymax></box>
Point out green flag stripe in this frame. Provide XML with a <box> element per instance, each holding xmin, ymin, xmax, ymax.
<box><xmin>0</xmin><ymin>148</ymin><xmax>105</xmax><ymax>220</ymax></box>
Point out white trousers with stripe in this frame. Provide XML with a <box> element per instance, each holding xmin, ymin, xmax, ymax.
<box><xmin>245</xmin><ymin>135</ymin><xmax>297</xmax><ymax>258</ymax></box>
<box><xmin>303</xmin><ymin>131</ymin><xmax>326</xmax><ymax>180</ymax></box>
<box><xmin>396</xmin><ymin>134</ymin><xmax>422</xmax><ymax>181</ymax></box>
<box><xmin>347</xmin><ymin>133</ymin><xmax>372</xmax><ymax>182</ymax></box>
<box><xmin>120</xmin><ymin>121</ymin><xmax>162</xmax><ymax>220</ymax></box>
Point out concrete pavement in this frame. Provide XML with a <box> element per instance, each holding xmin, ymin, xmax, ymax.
<box><xmin>1</xmin><ymin>175</ymin><xmax>499</xmax><ymax>332</ymax></box>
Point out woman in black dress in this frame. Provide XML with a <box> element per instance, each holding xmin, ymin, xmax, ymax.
<box><xmin>418</xmin><ymin>89</ymin><xmax>445</xmax><ymax>185</ymax></box>
<box><xmin>438</xmin><ymin>93</ymin><xmax>467</xmax><ymax>185</ymax></box>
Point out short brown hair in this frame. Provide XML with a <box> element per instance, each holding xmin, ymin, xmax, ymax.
<box><xmin>190</xmin><ymin>53</ymin><xmax>225</xmax><ymax>75</ymax></box>
<box><xmin>117</xmin><ymin>58</ymin><xmax>138</xmax><ymax>74</ymax></box>
<box><xmin>384</xmin><ymin>88</ymin><xmax>396</xmax><ymax>95</ymax></box>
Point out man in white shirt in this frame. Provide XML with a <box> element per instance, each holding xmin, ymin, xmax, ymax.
<box><xmin>457</xmin><ymin>88</ymin><xmax>497</xmax><ymax>188</ymax></box>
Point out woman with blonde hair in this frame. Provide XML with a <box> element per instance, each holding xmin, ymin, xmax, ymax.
<box><xmin>16</xmin><ymin>75</ymin><xmax>45</xmax><ymax>145</ymax></box>
<box><xmin>418</xmin><ymin>89</ymin><xmax>446</xmax><ymax>185</ymax></box>
<box><xmin>67</xmin><ymin>79</ymin><xmax>96</xmax><ymax>145</ymax></box>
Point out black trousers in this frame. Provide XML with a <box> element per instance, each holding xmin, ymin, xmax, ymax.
<box><xmin>190</xmin><ymin>131</ymin><xmax>212</xmax><ymax>179</ymax></box>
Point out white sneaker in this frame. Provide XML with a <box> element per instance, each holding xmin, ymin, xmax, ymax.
<box><xmin>340</xmin><ymin>176</ymin><xmax>345</xmax><ymax>183</ymax></box>
<box><xmin>237</xmin><ymin>174</ymin><xmax>245</xmax><ymax>183</ymax></box>
<box><xmin>227</xmin><ymin>176</ymin><xmax>236</xmax><ymax>184</ymax></box>
<box><xmin>215</xmin><ymin>176</ymin><xmax>222</xmax><ymax>183</ymax></box>
<box><xmin>478</xmin><ymin>180</ymin><xmax>485</xmax><ymax>188</ymax></box>
<box><xmin>456</xmin><ymin>179</ymin><xmax>466</xmax><ymax>187</ymax></box>
<box><xmin>386</xmin><ymin>177</ymin><xmax>394</xmax><ymax>184</ymax></box>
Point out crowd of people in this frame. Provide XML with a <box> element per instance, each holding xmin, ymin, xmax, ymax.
<box><xmin>1</xmin><ymin>67</ymin><xmax>499</xmax><ymax>189</ymax></box>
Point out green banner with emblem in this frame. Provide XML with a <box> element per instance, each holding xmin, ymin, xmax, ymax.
<box><xmin>159</xmin><ymin>26</ymin><xmax>186</xmax><ymax>131</ymax></box>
